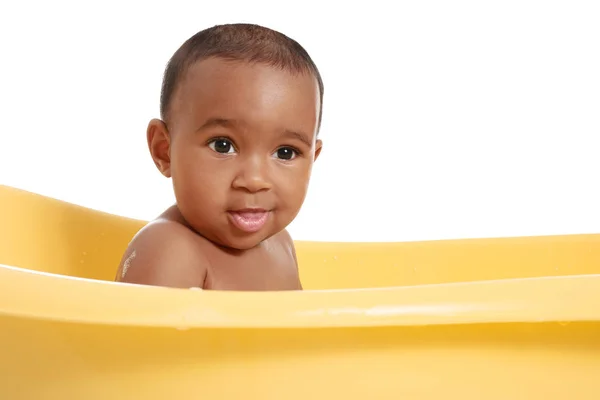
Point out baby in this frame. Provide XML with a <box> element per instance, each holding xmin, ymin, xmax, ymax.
<box><xmin>115</xmin><ymin>23</ymin><xmax>323</xmax><ymax>290</ymax></box>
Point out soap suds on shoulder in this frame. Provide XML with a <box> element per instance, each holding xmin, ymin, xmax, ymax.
<box><xmin>121</xmin><ymin>249</ymin><xmax>137</xmax><ymax>278</ymax></box>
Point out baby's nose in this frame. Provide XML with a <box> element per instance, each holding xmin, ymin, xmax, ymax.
<box><xmin>231</xmin><ymin>156</ymin><xmax>273</xmax><ymax>193</ymax></box>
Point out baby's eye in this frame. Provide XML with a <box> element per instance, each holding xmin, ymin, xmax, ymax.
<box><xmin>208</xmin><ymin>138</ymin><xmax>236</xmax><ymax>154</ymax></box>
<box><xmin>273</xmin><ymin>146</ymin><xmax>298</xmax><ymax>160</ymax></box>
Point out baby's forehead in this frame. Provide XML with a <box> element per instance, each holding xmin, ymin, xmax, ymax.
<box><xmin>181</xmin><ymin>57</ymin><xmax>318</xmax><ymax>91</ymax></box>
<box><xmin>170</xmin><ymin>58</ymin><xmax>320</xmax><ymax>125</ymax></box>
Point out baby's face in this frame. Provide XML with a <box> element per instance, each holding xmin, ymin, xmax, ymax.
<box><xmin>153</xmin><ymin>58</ymin><xmax>321</xmax><ymax>249</ymax></box>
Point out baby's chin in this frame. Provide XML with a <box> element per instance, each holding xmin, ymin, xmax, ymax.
<box><xmin>213</xmin><ymin>230</ymin><xmax>278</xmax><ymax>251</ymax></box>
<box><xmin>188</xmin><ymin>223</ymin><xmax>277</xmax><ymax>251</ymax></box>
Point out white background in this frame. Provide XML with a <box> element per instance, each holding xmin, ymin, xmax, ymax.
<box><xmin>1</xmin><ymin>1</ymin><xmax>598</xmax><ymax>242</ymax></box>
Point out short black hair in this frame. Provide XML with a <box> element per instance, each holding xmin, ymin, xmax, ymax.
<box><xmin>160</xmin><ymin>23</ymin><xmax>324</xmax><ymax>130</ymax></box>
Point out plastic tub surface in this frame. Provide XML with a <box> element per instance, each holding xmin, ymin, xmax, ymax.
<box><xmin>1</xmin><ymin>184</ymin><xmax>599</xmax><ymax>399</ymax></box>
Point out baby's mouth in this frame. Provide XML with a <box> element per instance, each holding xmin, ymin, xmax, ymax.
<box><xmin>227</xmin><ymin>208</ymin><xmax>270</xmax><ymax>233</ymax></box>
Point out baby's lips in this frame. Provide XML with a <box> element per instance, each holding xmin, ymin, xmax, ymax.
<box><xmin>227</xmin><ymin>210</ymin><xmax>270</xmax><ymax>232</ymax></box>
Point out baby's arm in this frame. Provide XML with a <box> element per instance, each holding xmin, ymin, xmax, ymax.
<box><xmin>115</xmin><ymin>221</ymin><xmax>208</xmax><ymax>289</ymax></box>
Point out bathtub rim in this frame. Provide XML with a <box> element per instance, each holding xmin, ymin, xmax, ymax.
<box><xmin>1</xmin><ymin>262</ymin><xmax>599</xmax><ymax>329</ymax></box>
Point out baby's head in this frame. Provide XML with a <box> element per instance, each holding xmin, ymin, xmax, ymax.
<box><xmin>147</xmin><ymin>23</ymin><xmax>323</xmax><ymax>250</ymax></box>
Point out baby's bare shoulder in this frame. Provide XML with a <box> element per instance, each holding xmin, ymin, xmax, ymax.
<box><xmin>271</xmin><ymin>229</ymin><xmax>302</xmax><ymax>289</ymax></box>
<box><xmin>273</xmin><ymin>229</ymin><xmax>298</xmax><ymax>263</ymax></box>
<box><xmin>115</xmin><ymin>218</ymin><xmax>208</xmax><ymax>289</ymax></box>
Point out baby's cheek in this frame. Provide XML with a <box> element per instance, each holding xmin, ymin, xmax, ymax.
<box><xmin>283</xmin><ymin>186</ymin><xmax>308</xmax><ymax>215</ymax></box>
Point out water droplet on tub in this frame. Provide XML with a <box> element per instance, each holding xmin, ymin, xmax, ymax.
<box><xmin>558</xmin><ymin>321</ymin><xmax>570</xmax><ymax>327</ymax></box>
<box><xmin>177</xmin><ymin>314</ymin><xmax>191</xmax><ymax>331</ymax></box>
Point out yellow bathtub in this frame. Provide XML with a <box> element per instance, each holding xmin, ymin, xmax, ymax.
<box><xmin>1</xmin><ymin>184</ymin><xmax>599</xmax><ymax>399</ymax></box>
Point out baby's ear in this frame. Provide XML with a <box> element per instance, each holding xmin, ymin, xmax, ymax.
<box><xmin>313</xmin><ymin>139</ymin><xmax>323</xmax><ymax>162</ymax></box>
<box><xmin>147</xmin><ymin>119</ymin><xmax>172</xmax><ymax>177</ymax></box>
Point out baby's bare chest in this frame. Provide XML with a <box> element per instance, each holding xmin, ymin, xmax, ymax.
<box><xmin>204</xmin><ymin>239</ymin><xmax>299</xmax><ymax>291</ymax></box>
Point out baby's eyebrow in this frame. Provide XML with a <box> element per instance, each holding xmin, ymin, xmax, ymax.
<box><xmin>196</xmin><ymin>117</ymin><xmax>236</xmax><ymax>132</ymax></box>
<box><xmin>196</xmin><ymin>118</ymin><xmax>312</xmax><ymax>147</ymax></box>
<box><xmin>283</xmin><ymin>129</ymin><xmax>312</xmax><ymax>147</ymax></box>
